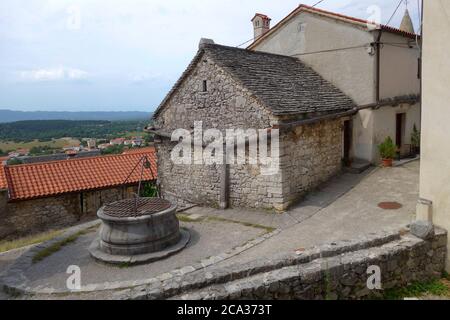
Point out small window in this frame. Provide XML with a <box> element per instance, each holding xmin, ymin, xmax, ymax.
<box><xmin>202</xmin><ymin>80</ymin><xmax>207</xmax><ymax>92</ymax></box>
<box><xmin>298</xmin><ymin>22</ymin><xmax>306</xmax><ymax>33</ymax></box>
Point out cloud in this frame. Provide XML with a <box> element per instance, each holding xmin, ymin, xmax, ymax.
<box><xmin>0</xmin><ymin>0</ymin><xmax>421</xmax><ymax>110</ymax></box>
<box><xmin>18</xmin><ymin>67</ymin><xmax>89</xmax><ymax>82</ymax></box>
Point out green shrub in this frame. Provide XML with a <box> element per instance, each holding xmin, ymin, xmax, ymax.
<box><xmin>411</xmin><ymin>124</ymin><xmax>420</xmax><ymax>148</ymax></box>
<box><xmin>142</xmin><ymin>182</ymin><xmax>158</xmax><ymax>197</ymax></box>
<box><xmin>378</xmin><ymin>136</ymin><xmax>397</xmax><ymax>159</ymax></box>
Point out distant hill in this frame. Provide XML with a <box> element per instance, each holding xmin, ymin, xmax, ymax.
<box><xmin>0</xmin><ymin>120</ymin><xmax>150</xmax><ymax>142</ymax></box>
<box><xmin>0</xmin><ymin>110</ymin><xmax>152</xmax><ymax>123</ymax></box>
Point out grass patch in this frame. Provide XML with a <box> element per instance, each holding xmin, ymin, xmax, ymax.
<box><xmin>176</xmin><ymin>213</ymin><xmax>204</xmax><ymax>223</ymax></box>
<box><xmin>0</xmin><ymin>230</ymin><xmax>63</xmax><ymax>253</ymax></box>
<box><xmin>206</xmin><ymin>216</ymin><xmax>276</xmax><ymax>233</ymax></box>
<box><xmin>32</xmin><ymin>226</ymin><xmax>98</xmax><ymax>264</ymax></box>
<box><xmin>383</xmin><ymin>278</ymin><xmax>450</xmax><ymax>300</ymax></box>
<box><xmin>0</xmin><ymin>138</ymin><xmax>80</xmax><ymax>153</ymax></box>
<box><xmin>118</xmin><ymin>262</ymin><xmax>132</xmax><ymax>269</ymax></box>
<box><xmin>177</xmin><ymin>213</ymin><xmax>276</xmax><ymax>233</ymax></box>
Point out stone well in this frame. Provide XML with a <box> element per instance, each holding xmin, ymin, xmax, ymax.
<box><xmin>89</xmin><ymin>198</ymin><xmax>190</xmax><ymax>265</ymax></box>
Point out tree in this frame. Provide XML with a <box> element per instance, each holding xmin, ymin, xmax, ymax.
<box><xmin>7</xmin><ymin>158</ymin><xmax>23</xmax><ymax>166</ymax></box>
<box><xmin>0</xmin><ymin>148</ymin><xmax>7</xmax><ymax>156</ymax></box>
<box><xmin>101</xmin><ymin>144</ymin><xmax>124</xmax><ymax>155</ymax></box>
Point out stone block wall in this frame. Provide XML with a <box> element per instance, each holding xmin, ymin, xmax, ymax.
<box><xmin>128</xmin><ymin>229</ymin><xmax>447</xmax><ymax>300</ymax></box>
<box><xmin>157</xmin><ymin>142</ymin><xmax>222</xmax><ymax>208</ymax></box>
<box><xmin>0</xmin><ymin>185</ymin><xmax>138</xmax><ymax>240</ymax></box>
<box><xmin>154</xmin><ymin>53</ymin><xmax>283</xmax><ymax>210</ymax></box>
<box><xmin>228</xmin><ymin>163</ymin><xmax>284</xmax><ymax>210</ymax></box>
<box><xmin>154</xmin><ymin>55</ymin><xmax>277</xmax><ymax>131</ymax></box>
<box><xmin>0</xmin><ymin>193</ymin><xmax>82</xmax><ymax>240</ymax></box>
<box><xmin>154</xmin><ymin>52</ymin><xmax>344</xmax><ymax>211</ymax></box>
<box><xmin>280</xmin><ymin>119</ymin><xmax>343</xmax><ymax>207</ymax></box>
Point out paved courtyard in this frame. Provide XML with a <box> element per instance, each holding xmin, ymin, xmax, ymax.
<box><xmin>0</xmin><ymin>161</ymin><xmax>419</xmax><ymax>299</ymax></box>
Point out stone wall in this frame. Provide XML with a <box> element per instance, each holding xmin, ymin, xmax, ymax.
<box><xmin>122</xmin><ymin>229</ymin><xmax>447</xmax><ymax>300</ymax></box>
<box><xmin>157</xmin><ymin>143</ymin><xmax>221</xmax><ymax>208</ymax></box>
<box><xmin>0</xmin><ymin>185</ymin><xmax>137</xmax><ymax>240</ymax></box>
<box><xmin>154</xmin><ymin>52</ymin><xmax>283</xmax><ymax>210</ymax></box>
<box><xmin>280</xmin><ymin>119</ymin><xmax>343</xmax><ymax>207</ymax></box>
<box><xmin>154</xmin><ymin>53</ymin><xmax>277</xmax><ymax>131</ymax></box>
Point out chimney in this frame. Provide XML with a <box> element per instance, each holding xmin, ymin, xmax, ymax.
<box><xmin>199</xmin><ymin>38</ymin><xmax>215</xmax><ymax>49</ymax></box>
<box><xmin>399</xmin><ymin>8</ymin><xmax>415</xmax><ymax>34</ymax></box>
<box><xmin>252</xmin><ymin>13</ymin><xmax>271</xmax><ymax>40</ymax></box>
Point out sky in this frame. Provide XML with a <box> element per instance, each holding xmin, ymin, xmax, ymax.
<box><xmin>0</xmin><ymin>0</ymin><xmax>421</xmax><ymax>112</ymax></box>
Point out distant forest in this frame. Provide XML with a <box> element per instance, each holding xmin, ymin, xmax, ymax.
<box><xmin>0</xmin><ymin>120</ymin><xmax>150</xmax><ymax>142</ymax></box>
<box><xmin>0</xmin><ymin>110</ymin><xmax>152</xmax><ymax>123</ymax></box>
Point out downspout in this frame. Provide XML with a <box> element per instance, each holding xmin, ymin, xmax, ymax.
<box><xmin>219</xmin><ymin>144</ymin><xmax>229</xmax><ymax>210</ymax></box>
<box><xmin>375</xmin><ymin>29</ymin><xmax>383</xmax><ymax>103</ymax></box>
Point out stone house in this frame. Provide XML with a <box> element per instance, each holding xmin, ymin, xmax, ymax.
<box><xmin>0</xmin><ymin>148</ymin><xmax>156</xmax><ymax>240</ymax></box>
<box><xmin>249</xmin><ymin>4</ymin><xmax>421</xmax><ymax>164</ymax></box>
<box><xmin>150</xmin><ymin>43</ymin><xmax>355</xmax><ymax>211</ymax></box>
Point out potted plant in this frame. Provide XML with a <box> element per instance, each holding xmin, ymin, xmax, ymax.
<box><xmin>378</xmin><ymin>137</ymin><xmax>396</xmax><ymax>167</ymax></box>
<box><xmin>411</xmin><ymin>124</ymin><xmax>421</xmax><ymax>156</ymax></box>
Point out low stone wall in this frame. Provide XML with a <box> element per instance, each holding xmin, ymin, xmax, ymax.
<box><xmin>0</xmin><ymin>185</ymin><xmax>138</xmax><ymax>240</ymax></box>
<box><xmin>117</xmin><ymin>228</ymin><xmax>447</xmax><ymax>300</ymax></box>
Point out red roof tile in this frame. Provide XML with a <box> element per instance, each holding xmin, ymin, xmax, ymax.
<box><xmin>252</xmin><ymin>13</ymin><xmax>271</xmax><ymax>21</ymax></box>
<box><xmin>122</xmin><ymin>146</ymin><xmax>156</xmax><ymax>155</ymax></box>
<box><xmin>249</xmin><ymin>4</ymin><xmax>419</xmax><ymax>49</ymax></box>
<box><xmin>3</xmin><ymin>149</ymin><xmax>157</xmax><ymax>201</ymax></box>
<box><xmin>0</xmin><ymin>165</ymin><xmax>7</xmax><ymax>190</ymax></box>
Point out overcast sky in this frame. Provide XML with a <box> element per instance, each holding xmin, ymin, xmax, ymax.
<box><xmin>0</xmin><ymin>0</ymin><xmax>421</xmax><ymax>112</ymax></box>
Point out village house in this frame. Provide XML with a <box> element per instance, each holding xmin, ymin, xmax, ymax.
<box><xmin>417</xmin><ymin>0</ymin><xmax>450</xmax><ymax>269</ymax></box>
<box><xmin>110</xmin><ymin>138</ymin><xmax>126</xmax><ymax>146</ymax></box>
<box><xmin>248</xmin><ymin>4</ymin><xmax>421</xmax><ymax>164</ymax></box>
<box><xmin>0</xmin><ymin>148</ymin><xmax>156</xmax><ymax>240</ymax></box>
<box><xmin>150</xmin><ymin>42</ymin><xmax>355</xmax><ymax>211</ymax></box>
<box><xmin>150</xmin><ymin>4</ymin><xmax>422</xmax><ymax>212</ymax></box>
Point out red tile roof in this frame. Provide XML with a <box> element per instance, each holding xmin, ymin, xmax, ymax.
<box><xmin>252</xmin><ymin>13</ymin><xmax>271</xmax><ymax>21</ymax></box>
<box><xmin>3</xmin><ymin>149</ymin><xmax>157</xmax><ymax>201</ymax></box>
<box><xmin>0</xmin><ymin>164</ymin><xmax>7</xmax><ymax>190</ymax></box>
<box><xmin>248</xmin><ymin>4</ymin><xmax>419</xmax><ymax>49</ymax></box>
<box><xmin>122</xmin><ymin>146</ymin><xmax>155</xmax><ymax>155</ymax></box>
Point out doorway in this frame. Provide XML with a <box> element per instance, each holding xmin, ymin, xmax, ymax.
<box><xmin>396</xmin><ymin>113</ymin><xmax>406</xmax><ymax>152</ymax></box>
<box><xmin>343</xmin><ymin>120</ymin><xmax>351</xmax><ymax>166</ymax></box>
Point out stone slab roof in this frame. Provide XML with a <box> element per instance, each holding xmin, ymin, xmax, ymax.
<box><xmin>2</xmin><ymin>149</ymin><xmax>156</xmax><ymax>201</ymax></box>
<box><xmin>155</xmin><ymin>43</ymin><xmax>356</xmax><ymax>117</ymax></box>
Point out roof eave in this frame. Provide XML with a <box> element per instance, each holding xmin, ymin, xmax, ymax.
<box><xmin>247</xmin><ymin>4</ymin><xmax>420</xmax><ymax>49</ymax></box>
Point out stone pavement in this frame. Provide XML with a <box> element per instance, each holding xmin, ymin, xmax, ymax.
<box><xmin>209</xmin><ymin>161</ymin><xmax>418</xmax><ymax>268</ymax></box>
<box><xmin>0</xmin><ymin>161</ymin><xmax>419</xmax><ymax>299</ymax></box>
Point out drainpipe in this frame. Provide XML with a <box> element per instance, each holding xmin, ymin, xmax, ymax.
<box><xmin>219</xmin><ymin>144</ymin><xmax>229</xmax><ymax>210</ymax></box>
<box><xmin>375</xmin><ymin>30</ymin><xmax>383</xmax><ymax>103</ymax></box>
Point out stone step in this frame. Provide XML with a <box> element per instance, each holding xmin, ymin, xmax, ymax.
<box><xmin>344</xmin><ymin>159</ymin><xmax>371</xmax><ymax>174</ymax></box>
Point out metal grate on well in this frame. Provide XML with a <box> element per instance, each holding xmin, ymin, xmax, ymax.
<box><xmin>103</xmin><ymin>198</ymin><xmax>172</xmax><ymax>218</ymax></box>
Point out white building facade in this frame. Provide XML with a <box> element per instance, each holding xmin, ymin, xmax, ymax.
<box><xmin>249</xmin><ymin>5</ymin><xmax>421</xmax><ymax>164</ymax></box>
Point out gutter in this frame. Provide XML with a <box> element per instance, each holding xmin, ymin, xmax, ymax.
<box><xmin>147</xmin><ymin>95</ymin><xmax>420</xmax><ymax>135</ymax></box>
<box><xmin>277</xmin><ymin>108</ymin><xmax>358</xmax><ymax>129</ymax></box>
